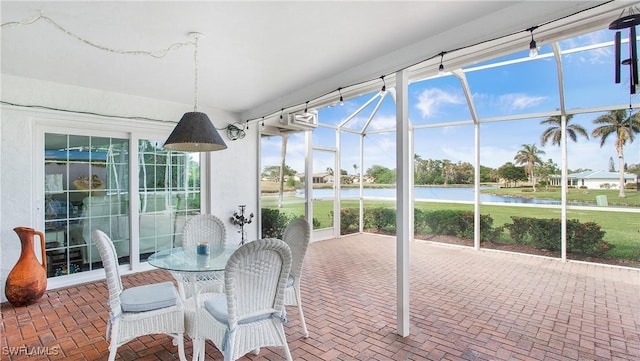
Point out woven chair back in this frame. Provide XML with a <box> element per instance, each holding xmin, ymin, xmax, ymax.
<box><xmin>93</xmin><ymin>230</ymin><xmax>124</xmax><ymax>315</ymax></box>
<box><xmin>282</xmin><ymin>218</ymin><xmax>311</xmax><ymax>280</ymax></box>
<box><xmin>182</xmin><ymin>214</ymin><xmax>226</xmax><ymax>247</ymax></box>
<box><xmin>224</xmin><ymin>238</ymin><xmax>292</xmax><ymax>327</ymax></box>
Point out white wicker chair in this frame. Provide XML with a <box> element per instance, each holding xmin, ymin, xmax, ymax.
<box><xmin>179</xmin><ymin>214</ymin><xmax>229</xmax><ymax>345</ymax></box>
<box><xmin>282</xmin><ymin>218</ymin><xmax>311</xmax><ymax>338</ymax></box>
<box><xmin>194</xmin><ymin>238</ymin><xmax>293</xmax><ymax>361</ymax></box>
<box><xmin>179</xmin><ymin>214</ymin><xmax>227</xmax><ymax>297</ymax></box>
<box><xmin>92</xmin><ymin>230</ymin><xmax>187</xmax><ymax>361</ymax></box>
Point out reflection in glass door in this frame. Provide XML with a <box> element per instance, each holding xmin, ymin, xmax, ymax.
<box><xmin>138</xmin><ymin>140</ymin><xmax>200</xmax><ymax>262</ymax></box>
<box><xmin>44</xmin><ymin>133</ymin><xmax>129</xmax><ymax>277</ymax></box>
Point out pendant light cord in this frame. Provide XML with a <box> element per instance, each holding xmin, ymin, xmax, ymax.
<box><xmin>193</xmin><ymin>34</ymin><xmax>200</xmax><ymax>112</ymax></box>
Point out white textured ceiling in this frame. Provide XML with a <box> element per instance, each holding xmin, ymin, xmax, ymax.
<box><xmin>0</xmin><ymin>1</ymin><xmax>632</xmax><ymax>121</ymax></box>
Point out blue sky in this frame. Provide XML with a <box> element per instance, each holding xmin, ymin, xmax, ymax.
<box><xmin>262</xmin><ymin>28</ymin><xmax>640</xmax><ymax>176</ymax></box>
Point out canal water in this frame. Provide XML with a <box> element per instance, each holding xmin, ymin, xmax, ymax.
<box><xmin>302</xmin><ymin>186</ymin><xmax>587</xmax><ymax>206</ymax></box>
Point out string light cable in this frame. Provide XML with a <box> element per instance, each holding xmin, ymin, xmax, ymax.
<box><xmin>0</xmin><ymin>100</ymin><xmax>168</xmax><ymax>122</ymax></box>
<box><xmin>1</xmin><ymin>3</ymin><xmax>617</xmax><ymax>129</ymax></box>
<box><xmin>0</xmin><ymin>11</ymin><xmax>199</xmax><ymax>123</ymax></box>
<box><xmin>241</xmin><ymin>1</ymin><xmax>612</xmax><ymax>126</ymax></box>
<box><xmin>1</xmin><ymin>12</ymin><xmax>193</xmax><ymax>58</ymax></box>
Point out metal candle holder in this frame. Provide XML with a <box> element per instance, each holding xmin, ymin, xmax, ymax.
<box><xmin>231</xmin><ymin>205</ymin><xmax>254</xmax><ymax>245</ymax></box>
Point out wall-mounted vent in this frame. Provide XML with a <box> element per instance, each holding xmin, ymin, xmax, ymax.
<box><xmin>278</xmin><ymin>110</ymin><xmax>318</xmax><ymax>131</ymax></box>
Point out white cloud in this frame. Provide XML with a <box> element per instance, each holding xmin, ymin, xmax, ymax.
<box><xmin>415</xmin><ymin>88</ymin><xmax>464</xmax><ymax>119</ymax></box>
<box><xmin>442</xmin><ymin>145</ymin><xmax>474</xmax><ymax>164</ymax></box>
<box><xmin>369</xmin><ymin>115</ymin><xmax>396</xmax><ymax>130</ymax></box>
<box><xmin>498</xmin><ymin>93</ymin><xmax>546</xmax><ymax>111</ymax></box>
<box><xmin>479</xmin><ymin>145</ymin><xmax>520</xmax><ymax>168</ymax></box>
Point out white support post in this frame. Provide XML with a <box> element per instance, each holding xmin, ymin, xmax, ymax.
<box><xmin>304</xmin><ymin>131</ymin><xmax>313</xmax><ymax>223</ymax></box>
<box><xmin>396</xmin><ymin>69</ymin><xmax>410</xmax><ymax>337</ymax></box>
<box><xmin>553</xmin><ymin>42</ymin><xmax>568</xmax><ymax>262</ymax></box>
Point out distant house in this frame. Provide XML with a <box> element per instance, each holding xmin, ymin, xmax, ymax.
<box><xmin>298</xmin><ymin>173</ymin><xmax>334</xmax><ymax>184</ymax></box>
<box><xmin>352</xmin><ymin>175</ymin><xmax>375</xmax><ymax>184</ymax></box>
<box><xmin>550</xmin><ymin>170</ymin><xmax>638</xmax><ymax>189</ymax></box>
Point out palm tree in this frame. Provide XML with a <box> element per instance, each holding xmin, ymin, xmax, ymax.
<box><xmin>591</xmin><ymin>109</ymin><xmax>640</xmax><ymax>198</ymax></box>
<box><xmin>278</xmin><ymin>133</ymin><xmax>289</xmax><ymax>208</ymax></box>
<box><xmin>540</xmin><ymin>113</ymin><xmax>589</xmax><ymax>146</ymax></box>
<box><xmin>514</xmin><ymin>143</ymin><xmax>546</xmax><ymax>191</ymax></box>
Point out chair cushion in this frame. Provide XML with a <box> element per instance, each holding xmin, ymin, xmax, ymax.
<box><xmin>120</xmin><ymin>281</ymin><xmax>178</xmax><ymax>312</ymax></box>
<box><xmin>204</xmin><ymin>295</ymin><xmax>271</xmax><ymax>324</ymax></box>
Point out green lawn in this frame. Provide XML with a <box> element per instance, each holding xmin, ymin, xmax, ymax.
<box><xmin>483</xmin><ymin>187</ymin><xmax>640</xmax><ymax>207</ymax></box>
<box><xmin>262</xmin><ymin>196</ymin><xmax>639</xmax><ymax>261</ymax></box>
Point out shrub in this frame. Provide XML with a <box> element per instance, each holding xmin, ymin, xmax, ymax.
<box><xmin>422</xmin><ymin>210</ymin><xmax>500</xmax><ymax>242</ymax></box>
<box><xmin>363</xmin><ymin>207</ymin><xmax>396</xmax><ymax>231</ymax></box>
<box><xmin>422</xmin><ymin>209</ymin><xmax>460</xmax><ymax>235</ymax></box>
<box><xmin>567</xmin><ymin>220</ymin><xmax>609</xmax><ymax>257</ymax></box>
<box><xmin>414</xmin><ymin>208</ymin><xmax>429</xmax><ymax>234</ymax></box>
<box><xmin>504</xmin><ymin>216</ymin><xmax>534</xmax><ymax>244</ymax></box>
<box><xmin>527</xmin><ymin>218</ymin><xmax>562</xmax><ymax>251</ymax></box>
<box><xmin>504</xmin><ymin>216</ymin><xmax>608</xmax><ymax>257</ymax></box>
<box><xmin>261</xmin><ymin>208</ymin><xmax>293</xmax><ymax>238</ymax></box>
<box><xmin>339</xmin><ymin>207</ymin><xmax>454</xmax><ymax>236</ymax></box>
<box><xmin>334</xmin><ymin>208</ymin><xmax>360</xmax><ymax>235</ymax></box>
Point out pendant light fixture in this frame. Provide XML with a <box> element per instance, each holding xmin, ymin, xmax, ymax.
<box><xmin>527</xmin><ymin>26</ymin><xmax>538</xmax><ymax>58</ymax></box>
<box><xmin>164</xmin><ymin>32</ymin><xmax>227</xmax><ymax>152</ymax></box>
<box><xmin>438</xmin><ymin>51</ymin><xmax>446</xmax><ymax>75</ymax></box>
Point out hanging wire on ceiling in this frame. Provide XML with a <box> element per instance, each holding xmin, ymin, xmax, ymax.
<box><xmin>0</xmin><ymin>11</ymin><xmax>197</xmax><ymax>124</ymax></box>
<box><xmin>1</xmin><ymin>4</ymin><xmax>619</xmax><ymax>129</ymax></box>
<box><xmin>1</xmin><ymin>12</ymin><xmax>194</xmax><ymax>58</ymax></box>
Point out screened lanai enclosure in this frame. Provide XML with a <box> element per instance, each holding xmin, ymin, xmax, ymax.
<box><xmin>260</xmin><ymin>23</ymin><xmax>640</xmax><ymax>268</ymax></box>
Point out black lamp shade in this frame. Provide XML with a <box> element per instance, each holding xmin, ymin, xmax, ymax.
<box><xmin>163</xmin><ymin>112</ymin><xmax>228</xmax><ymax>152</ymax></box>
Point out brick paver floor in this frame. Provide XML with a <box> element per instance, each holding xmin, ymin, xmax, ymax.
<box><xmin>1</xmin><ymin>234</ymin><xmax>639</xmax><ymax>360</ymax></box>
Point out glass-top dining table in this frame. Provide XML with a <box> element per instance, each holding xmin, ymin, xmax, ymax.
<box><xmin>148</xmin><ymin>244</ymin><xmax>241</xmax><ymax>361</ymax></box>
<box><xmin>148</xmin><ymin>245</ymin><xmax>239</xmax><ymax>273</ymax></box>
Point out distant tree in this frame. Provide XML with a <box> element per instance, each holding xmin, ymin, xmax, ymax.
<box><xmin>479</xmin><ymin>165</ymin><xmax>498</xmax><ymax>183</ymax></box>
<box><xmin>366</xmin><ymin>165</ymin><xmax>396</xmax><ymax>184</ymax></box>
<box><xmin>627</xmin><ymin>163</ymin><xmax>640</xmax><ymax>177</ymax></box>
<box><xmin>534</xmin><ymin>158</ymin><xmax>560</xmax><ymax>188</ymax></box>
<box><xmin>591</xmin><ymin>109</ymin><xmax>640</xmax><ymax>198</ymax></box>
<box><xmin>262</xmin><ymin>164</ymin><xmax>296</xmax><ymax>181</ymax></box>
<box><xmin>452</xmin><ymin>161</ymin><xmax>474</xmax><ymax>184</ymax></box>
<box><xmin>514</xmin><ymin>144</ymin><xmax>546</xmax><ymax>191</ymax></box>
<box><xmin>570</xmin><ymin>167</ymin><xmax>592</xmax><ymax>173</ymax></box>
<box><xmin>608</xmin><ymin>156</ymin><xmax>616</xmax><ymax>172</ymax></box>
<box><xmin>353</xmin><ymin>164</ymin><xmax>359</xmax><ymax>176</ymax></box>
<box><xmin>497</xmin><ymin>162</ymin><xmax>527</xmax><ymax>187</ymax></box>
<box><xmin>540</xmin><ymin>113</ymin><xmax>589</xmax><ymax>146</ymax></box>
<box><xmin>278</xmin><ymin>134</ymin><xmax>289</xmax><ymax>208</ymax></box>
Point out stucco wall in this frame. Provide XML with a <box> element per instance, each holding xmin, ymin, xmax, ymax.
<box><xmin>1</xmin><ymin>75</ymin><xmax>259</xmax><ymax>301</ymax></box>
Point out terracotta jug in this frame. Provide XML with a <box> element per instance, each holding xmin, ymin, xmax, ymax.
<box><xmin>5</xmin><ymin>227</ymin><xmax>47</xmax><ymax>307</ymax></box>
